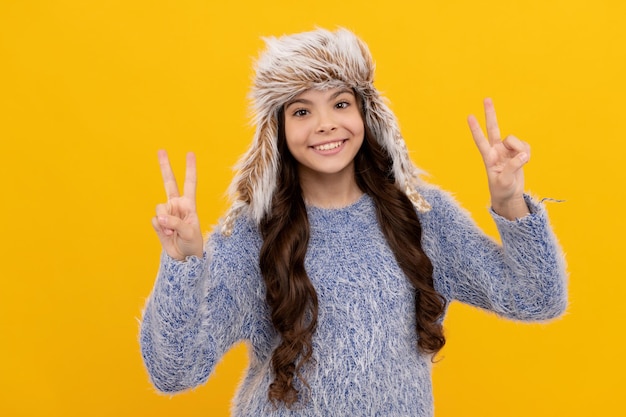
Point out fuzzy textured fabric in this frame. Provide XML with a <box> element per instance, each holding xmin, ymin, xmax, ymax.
<box><xmin>222</xmin><ymin>28</ymin><xmax>430</xmax><ymax>236</ymax></box>
<box><xmin>140</xmin><ymin>186</ymin><xmax>568</xmax><ymax>416</ymax></box>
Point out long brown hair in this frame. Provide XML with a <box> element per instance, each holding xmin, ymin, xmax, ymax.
<box><xmin>259</xmin><ymin>101</ymin><xmax>446</xmax><ymax>408</ymax></box>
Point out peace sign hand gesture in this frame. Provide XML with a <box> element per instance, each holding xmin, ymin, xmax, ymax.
<box><xmin>151</xmin><ymin>150</ymin><xmax>204</xmax><ymax>261</ymax></box>
<box><xmin>467</xmin><ymin>98</ymin><xmax>531</xmax><ymax>220</ymax></box>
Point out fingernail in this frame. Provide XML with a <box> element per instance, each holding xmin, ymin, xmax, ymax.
<box><xmin>158</xmin><ymin>216</ymin><xmax>167</xmax><ymax>225</ymax></box>
<box><xmin>519</xmin><ymin>152</ymin><xmax>529</xmax><ymax>163</ymax></box>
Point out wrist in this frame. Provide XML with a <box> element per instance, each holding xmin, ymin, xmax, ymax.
<box><xmin>491</xmin><ymin>195</ymin><xmax>530</xmax><ymax>220</ymax></box>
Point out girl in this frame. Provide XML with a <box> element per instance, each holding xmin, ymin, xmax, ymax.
<box><xmin>140</xmin><ymin>28</ymin><xmax>567</xmax><ymax>416</ymax></box>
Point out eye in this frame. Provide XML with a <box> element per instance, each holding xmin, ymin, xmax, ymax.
<box><xmin>292</xmin><ymin>108</ymin><xmax>309</xmax><ymax>117</ymax></box>
<box><xmin>335</xmin><ymin>101</ymin><xmax>350</xmax><ymax>109</ymax></box>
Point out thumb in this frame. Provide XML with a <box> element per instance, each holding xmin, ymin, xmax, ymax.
<box><xmin>156</xmin><ymin>214</ymin><xmax>199</xmax><ymax>241</ymax></box>
<box><xmin>502</xmin><ymin>151</ymin><xmax>529</xmax><ymax>177</ymax></box>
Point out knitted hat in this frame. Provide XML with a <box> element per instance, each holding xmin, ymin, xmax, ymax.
<box><xmin>220</xmin><ymin>28</ymin><xmax>430</xmax><ymax>236</ymax></box>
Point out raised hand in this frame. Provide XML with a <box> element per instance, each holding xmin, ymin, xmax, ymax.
<box><xmin>151</xmin><ymin>150</ymin><xmax>203</xmax><ymax>260</ymax></box>
<box><xmin>467</xmin><ymin>98</ymin><xmax>531</xmax><ymax>220</ymax></box>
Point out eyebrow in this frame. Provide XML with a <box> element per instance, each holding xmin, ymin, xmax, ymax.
<box><xmin>284</xmin><ymin>88</ymin><xmax>355</xmax><ymax>110</ymax></box>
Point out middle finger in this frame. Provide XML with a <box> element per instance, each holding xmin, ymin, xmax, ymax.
<box><xmin>484</xmin><ymin>98</ymin><xmax>501</xmax><ymax>145</ymax></box>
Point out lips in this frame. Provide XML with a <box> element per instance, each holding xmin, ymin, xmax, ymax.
<box><xmin>312</xmin><ymin>140</ymin><xmax>346</xmax><ymax>151</ymax></box>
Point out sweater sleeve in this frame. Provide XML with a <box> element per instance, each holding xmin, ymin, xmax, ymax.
<box><xmin>139</xmin><ymin>243</ymin><xmax>250</xmax><ymax>393</ymax></box>
<box><xmin>423</xmin><ymin>189</ymin><xmax>568</xmax><ymax>321</ymax></box>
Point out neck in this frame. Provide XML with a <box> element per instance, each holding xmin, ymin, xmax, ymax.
<box><xmin>298</xmin><ymin>166</ymin><xmax>363</xmax><ymax>209</ymax></box>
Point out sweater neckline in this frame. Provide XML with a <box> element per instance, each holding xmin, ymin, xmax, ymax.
<box><xmin>306</xmin><ymin>193</ymin><xmax>370</xmax><ymax>214</ymax></box>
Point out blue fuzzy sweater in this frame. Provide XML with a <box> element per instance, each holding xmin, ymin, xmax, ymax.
<box><xmin>140</xmin><ymin>186</ymin><xmax>567</xmax><ymax>416</ymax></box>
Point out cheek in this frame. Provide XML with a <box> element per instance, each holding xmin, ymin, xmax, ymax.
<box><xmin>283</xmin><ymin>128</ymin><xmax>303</xmax><ymax>158</ymax></box>
<box><xmin>351</xmin><ymin>118</ymin><xmax>366</xmax><ymax>140</ymax></box>
<box><xmin>284</xmin><ymin>138</ymin><xmax>298</xmax><ymax>157</ymax></box>
<box><xmin>284</xmin><ymin>121</ymin><xmax>310</xmax><ymax>148</ymax></box>
<box><xmin>284</xmin><ymin>130</ymin><xmax>295</xmax><ymax>150</ymax></box>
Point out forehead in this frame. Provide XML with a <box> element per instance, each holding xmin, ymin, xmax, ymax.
<box><xmin>285</xmin><ymin>87</ymin><xmax>354</xmax><ymax>107</ymax></box>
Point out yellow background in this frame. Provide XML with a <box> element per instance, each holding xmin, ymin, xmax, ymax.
<box><xmin>1</xmin><ymin>0</ymin><xmax>624</xmax><ymax>416</ymax></box>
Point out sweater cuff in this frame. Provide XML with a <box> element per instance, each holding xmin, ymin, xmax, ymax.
<box><xmin>160</xmin><ymin>251</ymin><xmax>207</xmax><ymax>285</ymax></box>
<box><xmin>489</xmin><ymin>194</ymin><xmax>553</xmax><ymax>244</ymax></box>
<box><xmin>148</xmin><ymin>251</ymin><xmax>209</xmax><ymax>329</ymax></box>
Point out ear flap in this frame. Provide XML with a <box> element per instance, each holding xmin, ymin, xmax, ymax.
<box><xmin>364</xmin><ymin>92</ymin><xmax>431</xmax><ymax>213</ymax></box>
<box><xmin>222</xmin><ymin>113</ymin><xmax>280</xmax><ymax>235</ymax></box>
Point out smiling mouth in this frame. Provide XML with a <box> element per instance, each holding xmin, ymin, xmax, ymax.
<box><xmin>312</xmin><ymin>140</ymin><xmax>346</xmax><ymax>151</ymax></box>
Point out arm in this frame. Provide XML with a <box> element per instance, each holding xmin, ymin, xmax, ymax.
<box><xmin>429</xmin><ymin>99</ymin><xmax>567</xmax><ymax>320</ymax></box>
<box><xmin>139</xmin><ymin>250</ymin><xmax>245</xmax><ymax>392</ymax></box>
<box><xmin>140</xmin><ymin>151</ymin><xmax>247</xmax><ymax>393</ymax></box>
<box><xmin>426</xmin><ymin>189</ymin><xmax>567</xmax><ymax>321</ymax></box>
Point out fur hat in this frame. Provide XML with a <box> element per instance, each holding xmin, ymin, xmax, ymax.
<box><xmin>220</xmin><ymin>28</ymin><xmax>430</xmax><ymax>235</ymax></box>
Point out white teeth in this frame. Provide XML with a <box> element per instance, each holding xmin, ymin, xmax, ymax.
<box><xmin>314</xmin><ymin>141</ymin><xmax>343</xmax><ymax>151</ymax></box>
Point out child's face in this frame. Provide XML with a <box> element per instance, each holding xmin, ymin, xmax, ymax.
<box><xmin>283</xmin><ymin>88</ymin><xmax>364</xmax><ymax>180</ymax></box>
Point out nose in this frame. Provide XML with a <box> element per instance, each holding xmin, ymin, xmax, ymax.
<box><xmin>315</xmin><ymin>111</ymin><xmax>337</xmax><ymax>134</ymax></box>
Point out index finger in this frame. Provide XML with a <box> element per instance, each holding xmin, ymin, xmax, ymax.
<box><xmin>467</xmin><ymin>114</ymin><xmax>491</xmax><ymax>158</ymax></box>
<box><xmin>183</xmin><ymin>152</ymin><xmax>197</xmax><ymax>206</ymax></box>
<box><xmin>158</xmin><ymin>149</ymin><xmax>180</xmax><ymax>200</ymax></box>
